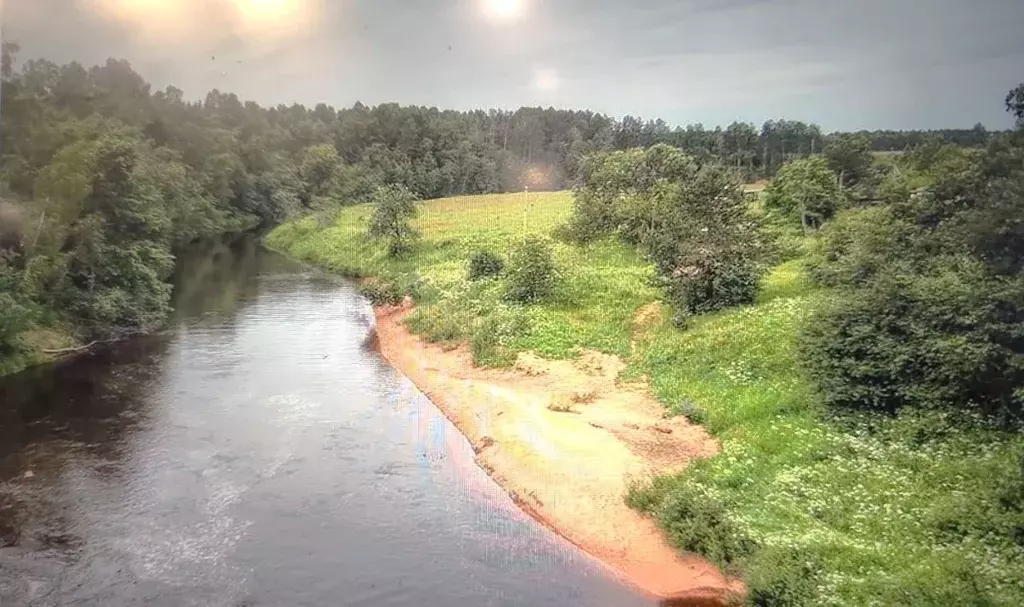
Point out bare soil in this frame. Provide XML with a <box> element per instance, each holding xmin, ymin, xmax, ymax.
<box><xmin>373</xmin><ymin>301</ymin><xmax>743</xmax><ymax>604</ymax></box>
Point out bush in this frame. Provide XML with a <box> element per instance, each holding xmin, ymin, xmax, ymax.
<box><xmin>405</xmin><ymin>304</ymin><xmax>472</xmax><ymax>346</ymax></box>
<box><xmin>469</xmin><ymin>307</ymin><xmax>529</xmax><ymax>367</ymax></box>
<box><xmin>0</xmin><ymin>261</ymin><xmax>38</xmax><ymax>372</ymax></box>
<box><xmin>764</xmin><ymin>156</ymin><xmax>843</xmax><ymax>230</ymax></box>
<box><xmin>761</xmin><ymin>216</ymin><xmax>806</xmax><ymax>263</ymax></box>
<box><xmin>0</xmin><ymin>202</ymin><xmax>26</xmax><ymax>253</ymax></box>
<box><xmin>467</xmin><ymin>250</ymin><xmax>504</xmax><ymax>280</ymax></box>
<box><xmin>660</xmin><ymin>251</ymin><xmax>762</xmax><ymax>325</ymax></box>
<box><xmin>358</xmin><ymin>277</ymin><xmax>404</xmax><ymax>306</ymax></box>
<box><xmin>504</xmin><ymin>236</ymin><xmax>560</xmax><ymax>304</ymax></box>
<box><xmin>745</xmin><ymin>546</ymin><xmax>823</xmax><ymax>607</ymax></box>
<box><xmin>801</xmin><ymin>263</ymin><xmax>1024</xmax><ymax>420</ymax></box>
<box><xmin>566</xmin><ymin>145</ymin><xmax>699</xmax><ymax>244</ymax></box>
<box><xmin>803</xmin><ymin>134</ymin><xmax>1024</xmax><ymax>422</ymax></box>
<box><xmin>805</xmin><ymin>206</ymin><xmax>910</xmax><ymax>288</ymax></box>
<box><xmin>367</xmin><ymin>184</ymin><xmax>419</xmax><ymax>256</ymax></box>
<box><xmin>571</xmin><ymin>144</ymin><xmax>767</xmax><ymax>320</ymax></box>
<box><xmin>626</xmin><ymin>476</ymin><xmax>752</xmax><ymax>567</ymax></box>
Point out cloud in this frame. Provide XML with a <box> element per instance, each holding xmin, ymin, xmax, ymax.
<box><xmin>5</xmin><ymin>0</ymin><xmax>1024</xmax><ymax>129</ymax></box>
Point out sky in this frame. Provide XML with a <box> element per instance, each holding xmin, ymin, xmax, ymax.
<box><xmin>4</xmin><ymin>0</ymin><xmax>1024</xmax><ymax>131</ymax></box>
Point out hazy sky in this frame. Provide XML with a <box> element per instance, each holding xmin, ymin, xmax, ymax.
<box><xmin>5</xmin><ymin>0</ymin><xmax>1024</xmax><ymax>130</ymax></box>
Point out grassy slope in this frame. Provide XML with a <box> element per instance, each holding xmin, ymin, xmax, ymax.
<box><xmin>268</xmin><ymin>192</ymin><xmax>1024</xmax><ymax>605</ymax></box>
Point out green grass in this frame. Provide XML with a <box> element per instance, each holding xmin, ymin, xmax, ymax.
<box><xmin>269</xmin><ymin>192</ymin><xmax>1024</xmax><ymax>606</ymax></box>
<box><xmin>269</xmin><ymin>192</ymin><xmax>658</xmax><ymax>360</ymax></box>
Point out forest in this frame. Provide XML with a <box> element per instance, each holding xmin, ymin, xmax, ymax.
<box><xmin>267</xmin><ymin>84</ymin><xmax>1024</xmax><ymax>604</ymax></box>
<box><xmin>0</xmin><ymin>46</ymin><xmax>1008</xmax><ymax>375</ymax></box>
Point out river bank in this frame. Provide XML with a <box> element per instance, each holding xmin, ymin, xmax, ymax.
<box><xmin>268</xmin><ymin>193</ymin><xmax>1024</xmax><ymax>605</ymax></box>
<box><xmin>373</xmin><ymin>299</ymin><xmax>741</xmax><ymax>604</ymax></box>
<box><xmin>2</xmin><ymin>245</ymin><xmax>652</xmax><ymax>606</ymax></box>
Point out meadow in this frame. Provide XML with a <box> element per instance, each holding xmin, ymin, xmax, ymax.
<box><xmin>268</xmin><ymin>192</ymin><xmax>1024</xmax><ymax>605</ymax></box>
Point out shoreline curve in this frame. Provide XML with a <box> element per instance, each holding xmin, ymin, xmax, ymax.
<box><xmin>371</xmin><ymin>300</ymin><xmax>743</xmax><ymax>605</ymax></box>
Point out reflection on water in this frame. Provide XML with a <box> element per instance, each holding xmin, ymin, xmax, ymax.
<box><xmin>0</xmin><ymin>235</ymin><xmax>651</xmax><ymax>607</ymax></box>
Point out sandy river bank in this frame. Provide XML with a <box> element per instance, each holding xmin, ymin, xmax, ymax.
<box><xmin>373</xmin><ymin>301</ymin><xmax>742</xmax><ymax>604</ymax></box>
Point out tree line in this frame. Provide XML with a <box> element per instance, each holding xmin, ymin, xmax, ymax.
<box><xmin>0</xmin><ymin>45</ymin><xmax>1007</xmax><ymax>373</ymax></box>
<box><xmin>569</xmin><ymin>84</ymin><xmax>1024</xmax><ymax>424</ymax></box>
<box><xmin>569</xmin><ymin>85</ymin><xmax>1024</xmax><ymax>603</ymax></box>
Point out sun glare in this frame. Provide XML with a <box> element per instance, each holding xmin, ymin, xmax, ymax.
<box><xmin>230</xmin><ymin>0</ymin><xmax>313</xmax><ymax>35</ymax></box>
<box><xmin>86</xmin><ymin>0</ymin><xmax>316</xmax><ymax>41</ymax></box>
<box><xmin>532</xmin><ymin>68</ymin><xmax>560</xmax><ymax>91</ymax></box>
<box><xmin>482</xmin><ymin>0</ymin><xmax>526</xmax><ymax>24</ymax></box>
<box><xmin>88</xmin><ymin>0</ymin><xmax>189</xmax><ymax>38</ymax></box>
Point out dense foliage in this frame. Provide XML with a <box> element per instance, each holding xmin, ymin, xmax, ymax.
<box><xmin>763</xmin><ymin>156</ymin><xmax>844</xmax><ymax>230</ymax></box>
<box><xmin>367</xmin><ymin>184</ymin><xmax>420</xmax><ymax>256</ymax></box>
<box><xmin>504</xmin><ymin>236</ymin><xmax>561</xmax><ymax>304</ymax></box>
<box><xmin>802</xmin><ymin>111</ymin><xmax>1024</xmax><ymax>422</ymax></box>
<box><xmin>467</xmin><ymin>250</ymin><xmax>504</xmax><ymax>280</ymax></box>
<box><xmin>823</xmin><ymin>133</ymin><xmax>873</xmax><ymax>188</ymax></box>
<box><xmin>625</xmin><ymin>86</ymin><xmax>1024</xmax><ymax>606</ymax></box>
<box><xmin>570</xmin><ymin>144</ymin><xmax>766</xmax><ymax>322</ymax></box>
<box><xmin>0</xmin><ymin>44</ymin><xmax>1002</xmax><ymax>374</ymax></box>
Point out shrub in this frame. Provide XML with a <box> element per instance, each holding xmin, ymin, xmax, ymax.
<box><xmin>567</xmin><ymin>145</ymin><xmax>698</xmax><ymax>244</ymax></box>
<box><xmin>801</xmin><ymin>263</ymin><xmax>1024</xmax><ymax>420</ymax></box>
<box><xmin>470</xmin><ymin>308</ymin><xmax>529</xmax><ymax>367</ymax></box>
<box><xmin>0</xmin><ymin>262</ymin><xmax>38</xmax><ymax>372</ymax></box>
<box><xmin>0</xmin><ymin>292</ymin><xmax>34</xmax><ymax>359</ymax></box>
<box><xmin>626</xmin><ymin>476</ymin><xmax>752</xmax><ymax>567</ymax></box>
<box><xmin>405</xmin><ymin>305</ymin><xmax>472</xmax><ymax>346</ymax></box>
<box><xmin>805</xmin><ymin>206</ymin><xmax>910</xmax><ymax>288</ymax></box>
<box><xmin>745</xmin><ymin>546</ymin><xmax>823</xmax><ymax>607</ymax></box>
<box><xmin>802</xmin><ymin>134</ymin><xmax>1024</xmax><ymax>422</ymax></box>
<box><xmin>504</xmin><ymin>236</ymin><xmax>560</xmax><ymax>304</ymax></box>
<box><xmin>0</xmin><ymin>202</ymin><xmax>26</xmax><ymax>253</ymax></box>
<box><xmin>764</xmin><ymin>156</ymin><xmax>843</xmax><ymax>230</ymax></box>
<box><xmin>367</xmin><ymin>184</ymin><xmax>419</xmax><ymax>256</ymax></box>
<box><xmin>659</xmin><ymin>250</ymin><xmax>762</xmax><ymax>325</ymax></box>
<box><xmin>571</xmin><ymin>144</ymin><xmax>767</xmax><ymax>320</ymax></box>
<box><xmin>761</xmin><ymin>216</ymin><xmax>806</xmax><ymax>263</ymax></box>
<box><xmin>358</xmin><ymin>277</ymin><xmax>403</xmax><ymax>306</ymax></box>
<box><xmin>467</xmin><ymin>250</ymin><xmax>504</xmax><ymax>280</ymax></box>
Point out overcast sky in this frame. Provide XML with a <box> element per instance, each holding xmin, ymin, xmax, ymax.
<box><xmin>5</xmin><ymin>0</ymin><xmax>1024</xmax><ymax>130</ymax></box>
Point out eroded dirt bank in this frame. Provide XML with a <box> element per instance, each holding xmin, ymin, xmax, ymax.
<box><xmin>373</xmin><ymin>302</ymin><xmax>742</xmax><ymax>604</ymax></box>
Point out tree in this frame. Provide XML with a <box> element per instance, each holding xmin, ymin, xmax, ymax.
<box><xmin>297</xmin><ymin>143</ymin><xmax>341</xmax><ymax>207</ymax></box>
<box><xmin>1006</xmin><ymin>83</ymin><xmax>1024</xmax><ymax>127</ymax></box>
<box><xmin>763</xmin><ymin>156</ymin><xmax>843</xmax><ymax>230</ymax></box>
<box><xmin>571</xmin><ymin>144</ymin><xmax>766</xmax><ymax>322</ymax></box>
<box><xmin>800</xmin><ymin>94</ymin><xmax>1024</xmax><ymax>421</ymax></box>
<box><xmin>0</xmin><ymin>43</ymin><xmax>1008</xmax><ymax>373</ymax></box>
<box><xmin>566</xmin><ymin>144</ymin><xmax>698</xmax><ymax>244</ymax></box>
<box><xmin>824</xmin><ymin>133</ymin><xmax>873</xmax><ymax>188</ymax></box>
<box><xmin>367</xmin><ymin>184</ymin><xmax>420</xmax><ymax>256</ymax></box>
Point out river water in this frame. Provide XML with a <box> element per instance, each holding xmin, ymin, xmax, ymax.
<box><xmin>0</xmin><ymin>237</ymin><xmax>651</xmax><ymax>607</ymax></box>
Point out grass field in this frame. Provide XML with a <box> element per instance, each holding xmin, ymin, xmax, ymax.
<box><xmin>268</xmin><ymin>192</ymin><xmax>1024</xmax><ymax>605</ymax></box>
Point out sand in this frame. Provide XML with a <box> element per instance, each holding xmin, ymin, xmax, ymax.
<box><xmin>373</xmin><ymin>301</ymin><xmax>742</xmax><ymax>604</ymax></box>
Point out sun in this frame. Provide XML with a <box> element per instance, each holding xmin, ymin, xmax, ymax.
<box><xmin>229</xmin><ymin>0</ymin><xmax>313</xmax><ymax>34</ymax></box>
<box><xmin>482</xmin><ymin>0</ymin><xmax>526</xmax><ymax>24</ymax></box>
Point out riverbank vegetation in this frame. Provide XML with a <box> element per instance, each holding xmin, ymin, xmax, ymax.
<box><xmin>269</xmin><ymin>85</ymin><xmax>1024</xmax><ymax>605</ymax></box>
<box><xmin>1</xmin><ymin>44</ymin><xmax>1008</xmax><ymax>376</ymax></box>
<box><xmin>3</xmin><ymin>40</ymin><xmax>1021</xmax><ymax>601</ymax></box>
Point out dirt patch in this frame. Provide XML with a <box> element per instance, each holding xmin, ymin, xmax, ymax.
<box><xmin>374</xmin><ymin>301</ymin><xmax>742</xmax><ymax>603</ymax></box>
<box><xmin>633</xmin><ymin>302</ymin><xmax>665</xmax><ymax>333</ymax></box>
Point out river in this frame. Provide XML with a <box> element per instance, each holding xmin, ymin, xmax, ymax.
<box><xmin>0</xmin><ymin>237</ymin><xmax>652</xmax><ymax>606</ymax></box>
